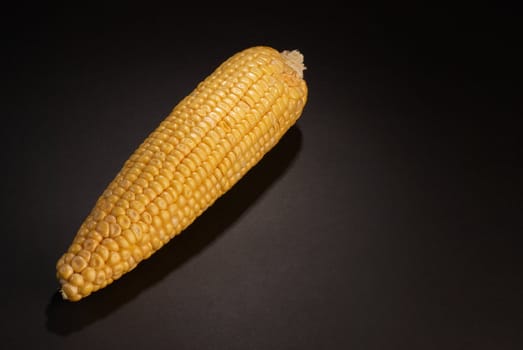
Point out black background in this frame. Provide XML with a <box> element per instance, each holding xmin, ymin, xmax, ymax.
<box><xmin>1</xmin><ymin>3</ymin><xmax>522</xmax><ymax>349</ymax></box>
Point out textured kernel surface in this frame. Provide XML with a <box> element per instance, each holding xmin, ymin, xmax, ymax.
<box><xmin>56</xmin><ymin>46</ymin><xmax>308</xmax><ymax>301</ymax></box>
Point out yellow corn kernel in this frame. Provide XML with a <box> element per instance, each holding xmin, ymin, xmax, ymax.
<box><xmin>56</xmin><ymin>46</ymin><xmax>307</xmax><ymax>301</ymax></box>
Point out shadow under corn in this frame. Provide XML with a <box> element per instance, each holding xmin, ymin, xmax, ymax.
<box><xmin>45</xmin><ymin>125</ymin><xmax>303</xmax><ymax>336</ymax></box>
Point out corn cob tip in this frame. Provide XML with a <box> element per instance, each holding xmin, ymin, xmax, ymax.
<box><xmin>59</xmin><ymin>288</ymin><xmax>68</xmax><ymax>300</ymax></box>
<box><xmin>280</xmin><ymin>49</ymin><xmax>306</xmax><ymax>79</ymax></box>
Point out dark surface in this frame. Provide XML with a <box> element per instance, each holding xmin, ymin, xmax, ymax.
<box><xmin>1</xmin><ymin>4</ymin><xmax>522</xmax><ymax>349</ymax></box>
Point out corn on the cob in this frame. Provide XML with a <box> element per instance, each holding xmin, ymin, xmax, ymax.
<box><xmin>56</xmin><ymin>46</ymin><xmax>308</xmax><ymax>301</ymax></box>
